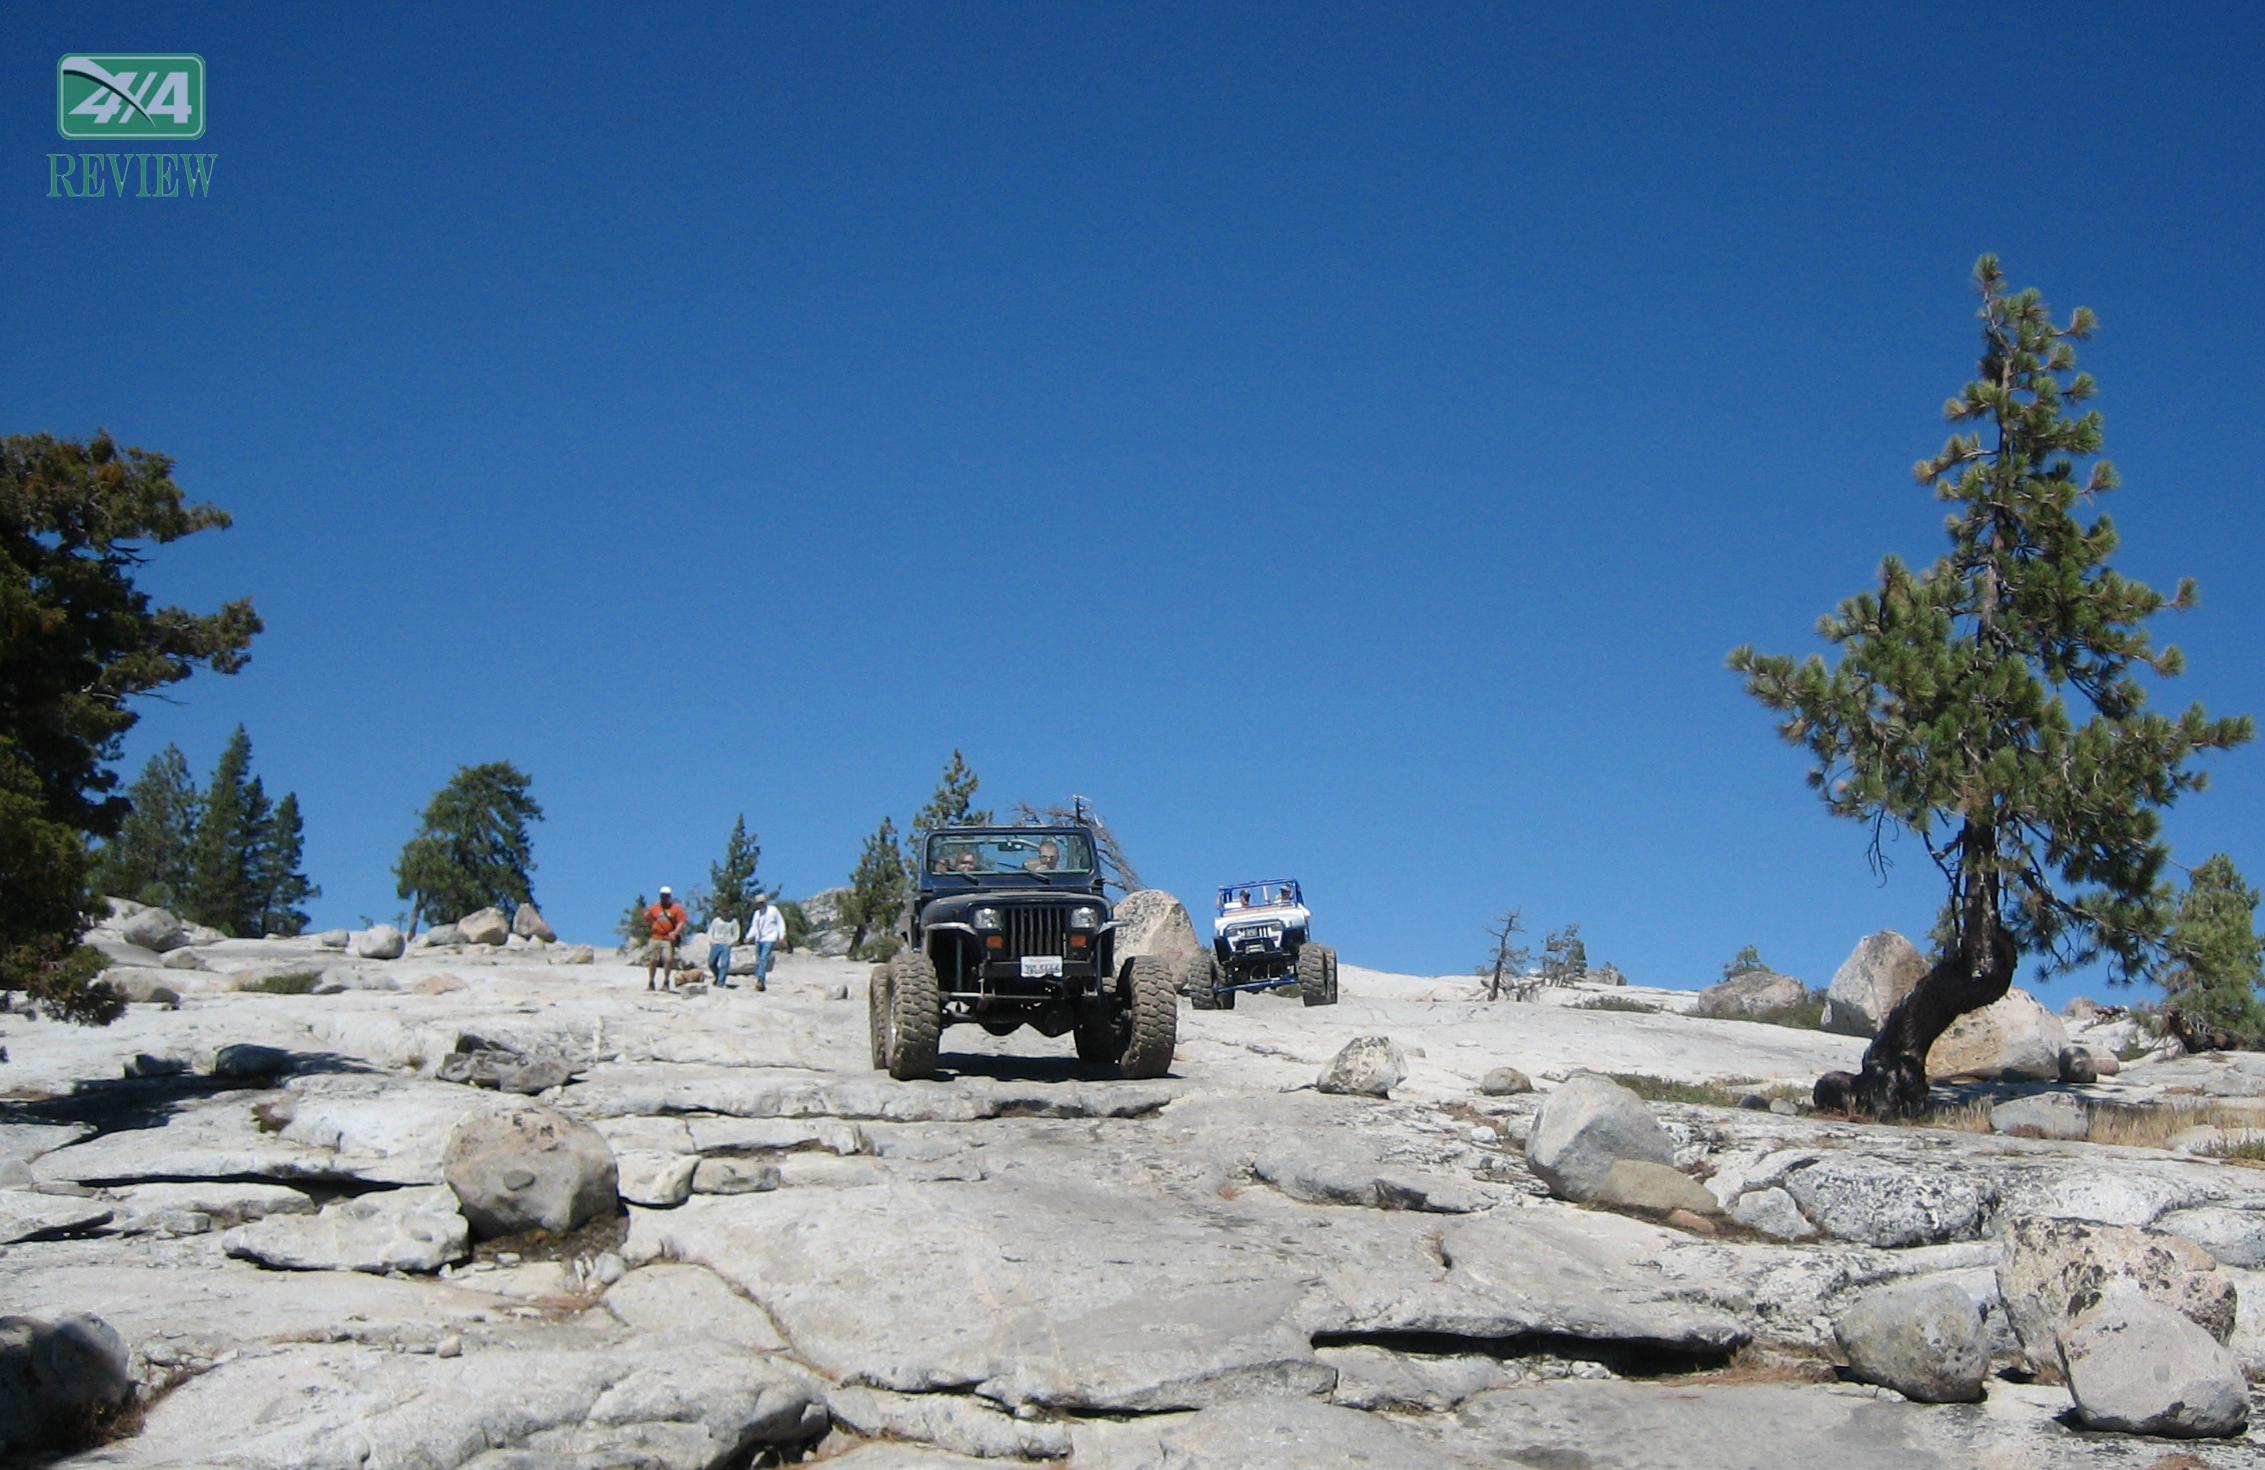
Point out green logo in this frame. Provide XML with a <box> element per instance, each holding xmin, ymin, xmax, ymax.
<box><xmin>57</xmin><ymin>55</ymin><xmax>205</xmax><ymax>140</ymax></box>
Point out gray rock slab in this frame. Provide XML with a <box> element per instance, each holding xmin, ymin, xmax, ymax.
<box><xmin>826</xmin><ymin>1385</ymin><xmax>1073</xmax><ymax>1460</ymax></box>
<box><xmin>602</xmin><ymin>1263</ymin><xmax>786</xmax><ymax>1351</ymax></box>
<box><xmin>0</xmin><ymin>1123</ymin><xmax>91</xmax><ymax>1167</ymax></box>
<box><xmin>1252</xmin><ymin>1138</ymin><xmax>1488</xmax><ymax>1212</ymax></box>
<box><xmin>1524</xmin><ymin>1072</ymin><xmax>1675</xmax><ymax>1202</ymax></box>
<box><xmin>114</xmin><ymin>1181</ymin><xmax>314</xmax><ymax>1230</ymax></box>
<box><xmin>220</xmin><ymin>1185</ymin><xmax>469</xmax><ymax>1273</ymax></box>
<box><xmin>1781</xmin><ymin>1154</ymin><xmax>1994</xmax><ymax>1247</ymax></box>
<box><xmin>0</xmin><ymin>1190</ymin><xmax>113</xmax><ymax>1243</ymax></box>
<box><xmin>565</xmin><ymin>1066</ymin><xmax>1179</xmax><ymax>1123</ymax></box>
<box><xmin>1988</xmin><ymin>1091</ymin><xmax>2088</xmax><ymax>1139</ymax></box>
<box><xmin>686</xmin><ymin>1116</ymin><xmax>862</xmax><ymax>1155</ymax></box>
<box><xmin>1071</xmin><ymin>1396</ymin><xmax>1440</xmax><ymax>1470</ymax></box>
<box><xmin>2158</xmin><ymin>1204</ymin><xmax>2265</xmax><ymax>1268</ymax></box>
<box><xmin>1317</xmin><ymin>1343</ymin><xmax>1519</xmax><ymax>1410</ymax></box>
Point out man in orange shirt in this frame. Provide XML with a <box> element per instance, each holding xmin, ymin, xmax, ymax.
<box><xmin>645</xmin><ymin>885</ymin><xmax>690</xmax><ymax>991</ymax></box>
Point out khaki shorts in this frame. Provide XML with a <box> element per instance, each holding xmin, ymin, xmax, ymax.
<box><xmin>648</xmin><ymin>939</ymin><xmax>678</xmax><ymax>967</ymax></box>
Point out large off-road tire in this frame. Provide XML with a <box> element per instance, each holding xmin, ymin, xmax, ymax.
<box><xmin>867</xmin><ymin>963</ymin><xmax>894</xmax><ymax>1069</ymax></box>
<box><xmin>1119</xmin><ymin>956</ymin><xmax>1178</xmax><ymax>1078</ymax></box>
<box><xmin>886</xmin><ymin>950</ymin><xmax>942</xmax><ymax>1080</ymax></box>
<box><xmin>1297</xmin><ymin>943</ymin><xmax>1339</xmax><ymax>1007</ymax></box>
<box><xmin>1183</xmin><ymin>953</ymin><xmax>1232</xmax><ymax>1011</ymax></box>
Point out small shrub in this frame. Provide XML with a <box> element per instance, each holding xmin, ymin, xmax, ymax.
<box><xmin>1574</xmin><ymin>995</ymin><xmax>1658</xmax><ymax>1014</ymax></box>
<box><xmin>857</xmin><ymin>935</ymin><xmax>901</xmax><ymax>963</ymax></box>
<box><xmin>1748</xmin><ymin>994</ymin><xmax>1826</xmax><ymax>1030</ymax></box>
<box><xmin>1606</xmin><ymin>1073</ymin><xmax>1743</xmax><ymax>1109</ymax></box>
<box><xmin>242</xmin><ymin>969</ymin><xmax>320</xmax><ymax>994</ymax></box>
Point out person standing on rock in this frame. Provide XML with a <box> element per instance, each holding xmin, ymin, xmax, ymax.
<box><xmin>706</xmin><ymin>910</ymin><xmax>742</xmax><ymax>989</ymax></box>
<box><xmin>645</xmin><ymin>887</ymin><xmax>689</xmax><ymax>991</ymax></box>
<box><xmin>748</xmin><ymin>891</ymin><xmax>785</xmax><ymax>992</ymax></box>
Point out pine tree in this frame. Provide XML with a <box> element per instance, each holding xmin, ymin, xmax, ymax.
<box><xmin>617</xmin><ymin>894</ymin><xmax>651</xmax><ymax>954</ymax></box>
<box><xmin>90</xmin><ymin>745</ymin><xmax>201</xmax><ymax>909</ymax></box>
<box><xmin>2162</xmin><ymin>857</ymin><xmax>2265</xmax><ymax>1051</ymax></box>
<box><xmin>908</xmin><ymin>750</ymin><xmax>991</xmax><ymax>866</ymax></box>
<box><xmin>1722</xmin><ymin>945</ymin><xmax>1768</xmax><ymax>980</ymax></box>
<box><xmin>392</xmin><ymin>762</ymin><xmax>542</xmax><ymax>931</ymax></box>
<box><xmin>843</xmin><ymin>816</ymin><xmax>907</xmax><ymax>960</ymax></box>
<box><xmin>701</xmin><ymin>815</ymin><xmax>762</xmax><ymax>927</ymax></box>
<box><xmin>1731</xmin><ymin>257</ymin><xmax>2252</xmax><ymax>1115</ymax></box>
<box><xmin>250</xmin><ymin>791</ymin><xmax>319</xmax><ymax>936</ymax></box>
<box><xmin>181</xmin><ymin>727</ymin><xmax>261</xmax><ymax>935</ymax></box>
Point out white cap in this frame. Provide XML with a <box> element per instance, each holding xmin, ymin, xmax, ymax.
<box><xmin>658</xmin><ymin>885</ymin><xmax>672</xmax><ymax>895</ymax></box>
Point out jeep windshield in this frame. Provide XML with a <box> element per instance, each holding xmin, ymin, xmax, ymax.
<box><xmin>926</xmin><ymin>831</ymin><xmax>1095</xmax><ymax>879</ymax></box>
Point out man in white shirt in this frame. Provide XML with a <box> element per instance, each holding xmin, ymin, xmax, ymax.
<box><xmin>748</xmin><ymin>891</ymin><xmax>786</xmax><ymax>991</ymax></box>
<box><xmin>706</xmin><ymin>911</ymin><xmax>742</xmax><ymax>989</ymax></box>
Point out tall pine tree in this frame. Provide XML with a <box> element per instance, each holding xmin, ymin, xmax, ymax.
<box><xmin>90</xmin><ymin>744</ymin><xmax>200</xmax><ymax>909</ymax></box>
<box><xmin>907</xmin><ymin>750</ymin><xmax>990</xmax><ymax>866</ymax></box>
<box><xmin>1731</xmin><ymin>257</ymin><xmax>2251</xmax><ymax>1115</ymax></box>
<box><xmin>250</xmin><ymin>791</ymin><xmax>319</xmax><ymax>936</ymax></box>
<box><xmin>843</xmin><ymin>816</ymin><xmax>906</xmax><ymax>960</ymax></box>
<box><xmin>2162</xmin><ymin>856</ymin><xmax>2265</xmax><ymax>1051</ymax></box>
<box><xmin>393</xmin><ymin>762</ymin><xmax>542</xmax><ymax>931</ymax></box>
<box><xmin>700</xmin><ymin>815</ymin><xmax>762</xmax><ymax>927</ymax></box>
<box><xmin>181</xmin><ymin>727</ymin><xmax>261</xmax><ymax>935</ymax></box>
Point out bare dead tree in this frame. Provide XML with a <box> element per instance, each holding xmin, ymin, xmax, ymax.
<box><xmin>1482</xmin><ymin>909</ymin><xmax>1530</xmax><ymax>1002</ymax></box>
<box><xmin>1011</xmin><ymin>796</ymin><xmax>1143</xmax><ymax>894</ymax></box>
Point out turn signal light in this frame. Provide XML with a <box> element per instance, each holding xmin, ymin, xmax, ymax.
<box><xmin>984</xmin><ymin>935</ymin><xmax>1004</xmax><ymax>950</ymax></box>
<box><xmin>1069</xmin><ymin>934</ymin><xmax>1088</xmax><ymax>948</ymax></box>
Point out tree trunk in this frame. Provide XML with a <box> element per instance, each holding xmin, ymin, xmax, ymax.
<box><xmin>1815</xmin><ymin>843</ymin><xmax>2018</xmax><ymax>1118</ymax></box>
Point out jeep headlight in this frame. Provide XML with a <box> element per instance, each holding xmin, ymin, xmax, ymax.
<box><xmin>972</xmin><ymin>908</ymin><xmax>1003</xmax><ymax>931</ymax></box>
<box><xmin>1070</xmin><ymin>906</ymin><xmax>1100</xmax><ymax>930</ymax></box>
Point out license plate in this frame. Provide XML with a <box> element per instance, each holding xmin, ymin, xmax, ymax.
<box><xmin>1019</xmin><ymin>955</ymin><xmax>1064</xmax><ymax>978</ymax></box>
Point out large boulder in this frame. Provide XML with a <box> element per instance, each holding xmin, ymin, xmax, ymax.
<box><xmin>2058</xmin><ymin>1290</ymin><xmax>2249</xmax><ymax>1438</ymax></box>
<box><xmin>1524</xmin><ymin>1074</ymin><xmax>1676</xmax><ymax>1203</ymax></box>
<box><xmin>119</xmin><ymin>906</ymin><xmax>188</xmax><ymax>953</ymax></box>
<box><xmin>422</xmin><ymin>922</ymin><xmax>463</xmax><ymax>947</ymax></box>
<box><xmin>1112</xmin><ymin>889</ymin><xmax>1204</xmax><ymax>966</ymax></box>
<box><xmin>457</xmin><ymin>908</ymin><xmax>510</xmax><ymax>947</ymax></box>
<box><xmin>1316</xmin><ymin>1037</ymin><xmax>1406</xmax><ymax>1098</ymax></box>
<box><xmin>442</xmin><ymin>1106</ymin><xmax>618</xmax><ymax>1239</ymax></box>
<box><xmin>1822</xmin><ymin>930</ymin><xmax>1928</xmax><ymax>1036</ymax></box>
<box><xmin>1926</xmin><ymin>988</ymin><xmax>2069</xmax><ymax>1081</ymax></box>
<box><xmin>353</xmin><ymin>924</ymin><xmax>405</xmax><ymax>960</ymax></box>
<box><xmin>1688</xmin><ymin>970</ymin><xmax>1806</xmax><ymax>1021</ymax></box>
<box><xmin>1832</xmin><ymin>1278</ymin><xmax>1988</xmax><ymax>1403</ymax></box>
<box><xmin>512</xmin><ymin>903</ymin><xmax>556</xmax><ymax>942</ymax></box>
<box><xmin>219</xmin><ymin>1186</ymin><xmax>468</xmax><ymax>1273</ymax></box>
<box><xmin>0</xmin><ymin>1313</ymin><xmax>133</xmax><ymax>1451</ymax></box>
<box><xmin>1997</xmin><ymin>1216</ymin><xmax>2236</xmax><ymax>1370</ymax></box>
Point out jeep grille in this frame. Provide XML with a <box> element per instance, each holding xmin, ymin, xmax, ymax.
<box><xmin>1006</xmin><ymin>905</ymin><xmax>1068</xmax><ymax>960</ymax></box>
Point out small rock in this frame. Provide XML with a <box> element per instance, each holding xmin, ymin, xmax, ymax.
<box><xmin>353</xmin><ymin>925</ymin><xmax>405</xmax><ymax>960</ymax></box>
<box><xmin>2058</xmin><ymin>1046</ymin><xmax>2098</xmax><ymax>1084</ymax></box>
<box><xmin>1729</xmin><ymin>1186</ymin><xmax>1816</xmax><ymax>1239</ymax></box>
<box><xmin>1524</xmin><ymin>1073</ymin><xmax>1676</xmax><ymax>1203</ymax></box>
<box><xmin>457</xmin><ymin>908</ymin><xmax>510</xmax><ymax>946</ymax></box>
<box><xmin>1664</xmin><ymin>1209</ymin><xmax>1716</xmax><ymax>1234</ymax></box>
<box><xmin>1478</xmin><ymin>1067</ymin><xmax>1532</xmax><ymax>1096</ymax></box>
<box><xmin>1832</xmin><ymin>1277</ymin><xmax>1988</xmax><ymax>1403</ymax></box>
<box><xmin>210</xmin><ymin>1043</ymin><xmax>293</xmax><ymax>1081</ymax></box>
<box><xmin>0</xmin><ymin>1313</ymin><xmax>133</xmax><ymax>1446</ymax></box>
<box><xmin>511</xmin><ymin>903</ymin><xmax>556</xmax><ymax>942</ymax></box>
<box><xmin>435</xmin><ymin>1334</ymin><xmax>462</xmax><ymax>1358</ymax></box>
<box><xmin>119</xmin><ymin>907</ymin><xmax>188</xmax><ymax>953</ymax></box>
<box><xmin>1768</xmin><ymin>1098</ymin><xmax>1799</xmax><ymax>1117</ymax></box>
<box><xmin>693</xmin><ymin>1158</ymin><xmax>781</xmax><ymax>1195</ymax></box>
<box><xmin>1989</xmin><ymin>1092</ymin><xmax>2089</xmax><ymax>1140</ymax></box>
<box><xmin>1317</xmin><ymin>1037</ymin><xmax>1407</xmax><ymax>1098</ymax></box>
<box><xmin>423</xmin><ymin>922</ymin><xmax>464</xmax><ymax>947</ymax></box>
<box><xmin>159</xmin><ymin>948</ymin><xmax>207</xmax><ymax>972</ymax></box>
<box><xmin>1736</xmin><ymin>1093</ymin><xmax>1770</xmax><ymax>1111</ymax></box>
<box><xmin>442</xmin><ymin>1107</ymin><xmax>619</xmax><ymax>1239</ymax></box>
<box><xmin>593</xmin><ymin>1251</ymin><xmax>627</xmax><ymax>1285</ymax></box>
<box><xmin>122</xmin><ymin>1053</ymin><xmax>187</xmax><ymax>1079</ymax></box>
<box><xmin>2058</xmin><ymin>1289</ymin><xmax>2248</xmax><ymax>1438</ymax></box>
<box><xmin>317</xmin><ymin>929</ymin><xmax>351</xmax><ymax>950</ymax></box>
<box><xmin>1688</xmin><ymin>970</ymin><xmax>1807</xmax><ymax>1021</ymax></box>
<box><xmin>1823</xmin><ymin>930</ymin><xmax>1928</xmax><ymax>1037</ymax></box>
<box><xmin>825</xmin><ymin>983</ymin><xmax>849</xmax><ymax>1000</ymax></box>
<box><xmin>1591</xmin><ymin>1159</ymin><xmax>1725</xmax><ymax>1217</ymax></box>
<box><xmin>615</xmin><ymin>1150</ymin><xmax>699</xmax><ymax>1208</ymax></box>
<box><xmin>410</xmin><ymin>972</ymin><xmax>467</xmax><ymax>995</ymax></box>
<box><xmin>110</xmin><ymin>972</ymin><xmax>180</xmax><ymax>1006</ymax></box>
<box><xmin>548</xmin><ymin>945</ymin><xmax>596</xmax><ymax>966</ymax></box>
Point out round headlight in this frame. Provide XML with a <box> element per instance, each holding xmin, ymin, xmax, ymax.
<box><xmin>1070</xmin><ymin>907</ymin><xmax>1101</xmax><ymax>930</ymax></box>
<box><xmin>972</xmin><ymin>908</ymin><xmax>1003</xmax><ymax>931</ymax></box>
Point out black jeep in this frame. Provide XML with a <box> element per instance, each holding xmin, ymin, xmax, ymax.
<box><xmin>867</xmin><ymin>826</ymin><xmax>1177</xmax><ymax>1081</ymax></box>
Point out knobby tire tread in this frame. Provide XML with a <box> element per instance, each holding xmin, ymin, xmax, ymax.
<box><xmin>887</xmin><ymin>951</ymin><xmax>942</xmax><ymax>1080</ymax></box>
<box><xmin>1120</xmin><ymin>955</ymin><xmax>1178</xmax><ymax>1079</ymax></box>
<box><xmin>1299</xmin><ymin>943</ymin><xmax>1339</xmax><ymax>1006</ymax></box>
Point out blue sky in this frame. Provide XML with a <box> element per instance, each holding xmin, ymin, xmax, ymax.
<box><xmin>6</xmin><ymin>4</ymin><xmax>2262</xmax><ymax>1004</ymax></box>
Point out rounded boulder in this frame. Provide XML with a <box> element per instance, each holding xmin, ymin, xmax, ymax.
<box><xmin>442</xmin><ymin>1106</ymin><xmax>618</xmax><ymax>1239</ymax></box>
<box><xmin>1524</xmin><ymin>1073</ymin><xmax>1676</xmax><ymax>1203</ymax></box>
